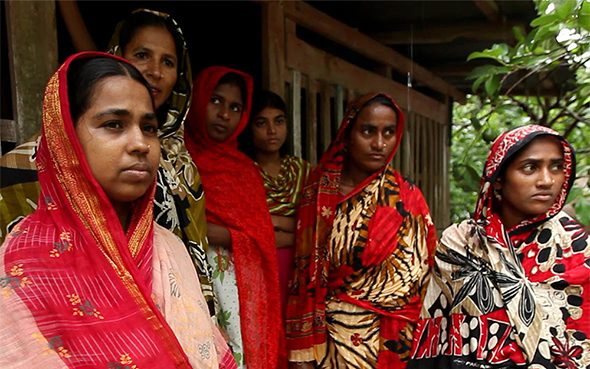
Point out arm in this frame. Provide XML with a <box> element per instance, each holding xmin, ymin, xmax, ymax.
<box><xmin>57</xmin><ymin>0</ymin><xmax>97</xmax><ymax>52</ymax></box>
<box><xmin>207</xmin><ymin>222</ymin><xmax>232</xmax><ymax>249</ymax></box>
<box><xmin>271</xmin><ymin>214</ymin><xmax>296</xmax><ymax>233</ymax></box>
<box><xmin>289</xmin><ymin>363</ymin><xmax>315</xmax><ymax>369</ymax></box>
<box><xmin>275</xmin><ymin>230</ymin><xmax>295</xmax><ymax>249</ymax></box>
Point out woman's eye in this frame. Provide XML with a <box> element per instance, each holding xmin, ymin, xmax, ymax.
<box><xmin>231</xmin><ymin>105</ymin><xmax>242</xmax><ymax>113</ymax></box>
<box><xmin>104</xmin><ymin>121</ymin><xmax>122</xmax><ymax>130</ymax></box>
<box><xmin>163</xmin><ymin>59</ymin><xmax>175</xmax><ymax>68</ymax></box>
<box><xmin>276</xmin><ymin>119</ymin><xmax>286</xmax><ymax>125</ymax></box>
<box><xmin>135</xmin><ymin>52</ymin><xmax>148</xmax><ymax>60</ymax></box>
<box><xmin>522</xmin><ymin>164</ymin><xmax>535</xmax><ymax>172</ymax></box>
<box><xmin>210</xmin><ymin>97</ymin><xmax>220</xmax><ymax>104</ymax></box>
<box><xmin>255</xmin><ymin>121</ymin><xmax>266</xmax><ymax>127</ymax></box>
<box><xmin>143</xmin><ymin>124</ymin><xmax>158</xmax><ymax>134</ymax></box>
<box><xmin>551</xmin><ymin>163</ymin><xmax>564</xmax><ymax>171</ymax></box>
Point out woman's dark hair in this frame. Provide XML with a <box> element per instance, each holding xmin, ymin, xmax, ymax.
<box><xmin>345</xmin><ymin>94</ymin><xmax>398</xmax><ymax>138</ymax></box>
<box><xmin>239</xmin><ymin>89</ymin><xmax>288</xmax><ymax>158</ymax></box>
<box><xmin>118</xmin><ymin>11</ymin><xmax>182</xmax><ymax>66</ymax></box>
<box><xmin>217</xmin><ymin>73</ymin><xmax>248</xmax><ymax>107</ymax></box>
<box><xmin>251</xmin><ymin>90</ymin><xmax>287</xmax><ymax>118</ymax></box>
<box><xmin>68</xmin><ymin>57</ymin><xmax>153</xmax><ymax>123</ymax></box>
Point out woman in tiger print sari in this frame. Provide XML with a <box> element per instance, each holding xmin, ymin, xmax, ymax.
<box><xmin>286</xmin><ymin>93</ymin><xmax>437</xmax><ymax>368</ymax></box>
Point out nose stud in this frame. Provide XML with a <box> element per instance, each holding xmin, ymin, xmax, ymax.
<box><xmin>159</xmin><ymin>73</ymin><xmax>164</xmax><ymax>79</ymax></box>
<box><xmin>383</xmin><ymin>143</ymin><xmax>387</xmax><ymax>148</ymax></box>
<box><xmin>552</xmin><ymin>179</ymin><xmax>555</xmax><ymax>184</ymax></box>
<box><xmin>147</xmin><ymin>144</ymin><xmax>151</xmax><ymax>150</ymax></box>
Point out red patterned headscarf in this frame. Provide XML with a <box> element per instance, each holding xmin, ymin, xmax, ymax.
<box><xmin>475</xmin><ymin>124</ymin><xmax>576</xmax><ymax>233</ymax></box>
<box><xmin>1</xmin><ymin>52</ymin><xmax>193</xmax><ymax>367</ymax></box>
<box><xmin>184</xmin><ymin>66</ymin><xmax>284</xmax><ymax>368</ymax></box>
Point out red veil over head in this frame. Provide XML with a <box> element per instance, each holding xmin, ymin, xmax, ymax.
<box><xmin>184</xmin><ymin>66</ymin><xmax>284</xmax><ymax>368</ymax></box>
<box><xmin>2</xmin><ymin>52</ymin><xmax>193</xmax><ymax>367</ymax></box>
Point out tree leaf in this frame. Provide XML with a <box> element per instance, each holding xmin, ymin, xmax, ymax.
<box><xmin>530</xmin><ymin>14</ymin><xmax>559</xmax><ymax>27</ymax></box>
<box><xmin>466</xmin><ymin>65</ymin><xmax>494</xmax><ymax>80</ymax></box>
<box><xmin>574</xmin><ymin>198</ymin><xmax>590</xmax><ymax>226</ymax></box>
<box><xmin>580</xmin><ymin>0</ymin><xmax>590</xmax><ymax>31</ymax></box>
<box><xmin>485</xmin><ymin>75</ymin><xmax>501</xmax><ymax>97</ymax></box>
<box><xmin>472</xmin><ymin>75</ymin><xmax>488</xmax><ymax>93</ymax></box>
<box><xmin>512</xmin><ymin>25</ymin><xmax>526</xmax><ymax>43</ymax></box>
<box><xmin>463</xmin><ymin>163</ymin><xmax>482</xmax><ymax>192</ymax></box>
<box><xmin>556</xmin><ymin>0</ymin><xmax>575</xmax><ymax>21</ymax></box>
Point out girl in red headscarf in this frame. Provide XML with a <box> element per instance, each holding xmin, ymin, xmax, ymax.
<box><xmin>410</xmin><ymin>125</ymin><xmax>590</xmax><ymax>369</ymax></box>
<box><xmin>184</xmin><ymin>66</ymin><xmax>284</xmax><ymax>368</ymax></box>
<box><xmin>286</xmin><ymin>93</ymin><xmax>437</xmax><ymax>368</ymax></box>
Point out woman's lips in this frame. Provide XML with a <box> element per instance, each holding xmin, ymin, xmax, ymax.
<box><xmin>122</xmin><ymin>163</ymin><xmax>152</xmax><ymax>181</ymax></box>
<box><xmin>532</xmin><ymin>193</ymin><xmax>553</xmax><ymax>201</ymax></box>
<box><xmin>212</xmin><ymin>123</ymin><xmax>227</xmax><ymax>133</ymax></box>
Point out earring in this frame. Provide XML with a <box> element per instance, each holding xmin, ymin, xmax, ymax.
<box><xmin>494</xmin><ymin>188</ymin><xmax>502</xmax><ymax>201</ymax></box>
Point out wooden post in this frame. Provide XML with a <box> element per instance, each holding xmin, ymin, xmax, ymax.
<box><xmin>5</xmin><ymin>0</ymin><xmax>58</xmax><ymax>145</ymax></box>
<box><xmin>291</xmin><ymin>69</ymin><xmax>302</xmax><ymax>158</ymax></box>
<box><xmin>306</xmin><ymin>78</ymin><xmax>318</xmax><ymax>165</ymax></box>
<box><xmin>261</xmin><ymin>1</ymin><xmax>285</xmax><ymax>99</ymax></box>
<box><xmin>335</xmin><ymin>84</ymin><xmax>344</xmax><ymax>128</ymax></box>
<box><xmin>320</xmin><ymin>82</ymin><xmax>332</xmax><ymax>154</ymax></box>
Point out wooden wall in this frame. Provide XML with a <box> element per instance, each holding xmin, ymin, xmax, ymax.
<box><xmin>261</xmin><ymin>1</ymin><xmax>454</xmax><ymax>231</ymax></box>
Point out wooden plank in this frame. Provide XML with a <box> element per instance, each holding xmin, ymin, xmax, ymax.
<box><xmin>286</xmin><ymin>34</ymin><xmax>448</xmax><ymax>123</ymax></box>
<box><xmin>320</xmin><ymin>82</ymin><xmax>332</xmax><ymax>154</ymax></box>
<box><xmin>0</xmin><ymin>119</ymin><xmax>17</xmax><ymax>145</ymax></box>
<box><xmin>283</xmin><ymin>1</ymin><xmax>465</xmax><ymax>103</ymax></box>
<box><xmin>473</xmin><ymin>0</ymin><xmax>501</xmax><ymax>23</ymax></box>
<box><xmin>5</xmin><ymin>0</ymin><xmax>58</xmax><ymax>145</ymax></box>
<box><xmin>261</xmin><ymin>1</ymin><xmax>286</xmax><ymax>98</ymax></box>
<box><xmin>369</xmin><ymin>21</ymin><xmax>520</xmax><ymax>45</ymax></box>
<box><xmin>335</xmin><ymin>84</ymin><xmax>344</xmax><ymax>128</ymax></box>
<box><xmin>306</xmin><ymin>78</ymin><xmax>318</xmax><ymax>166</ymax></box>
<box><xmin>291</xmin><ymin>69</ymin><xmax>302</xmax><ymax>158</ymax></box>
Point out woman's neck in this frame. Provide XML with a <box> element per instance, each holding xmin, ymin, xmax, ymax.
<box><xmin>112</xmin><ymin>201</ymin><xmax>131</xmax><ymax>232</ymax></box>
<box><xmin>255</xmin><ymin>150</ymin><xmax>282</xmax><ymax>177</ymax></box>
<box><xmin>340</xmin><ymin>161</ymin><xmax>371</xmax><ymax>189</ymax></box>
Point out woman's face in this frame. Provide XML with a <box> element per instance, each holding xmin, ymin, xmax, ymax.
<box><xmin>205</xmin><ymin>82</ymin><xmax>244</xmax><ymax>142</ymax></box>
<box><xmin>251</xmin><ymin>107</ymin><xmax>287</xmax><ymax>155</ymax></box>
<box><xmin>346</xmin><ymin>103</ymin><xmax>397</xmax><ymax>175</ymax></box>
<box><xmin>122</xmin><ymin>25</ymin><xmax>178</xmax><ymax>109</ymax></box>
<box><xmin>75</xmin><ymin>76</ymin><xmax>160</xmax><ymax>208</ymax></box>
<box><xmin>495</xmin><ymin>136</ymin><xmax>566</xmax><ymax>225</ymax></box>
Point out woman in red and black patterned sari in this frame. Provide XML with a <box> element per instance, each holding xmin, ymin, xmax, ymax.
<box><xmin>410</xmin><ymin>125</ymin><xmax>590</xmax><ymax>369</ymax></box>
<box><xmin>286</xmin><ymin>93</ymin><xmax>437</xmax><ymax>368</ymax></box>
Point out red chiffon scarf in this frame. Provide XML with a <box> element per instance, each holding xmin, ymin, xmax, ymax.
<box><xmin>184</xmin><ymin>66</ymin><xmax>283</xmax><ymax>368</ymax></box>
<box><xmin>1</xmin><ymin>52</ymin><xmax>192</xmax><ymax>367</ymax></box>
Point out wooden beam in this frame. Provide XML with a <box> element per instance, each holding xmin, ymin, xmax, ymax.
<box><xmin>0</xmin><ymin>119</ymin><xmax>17</xmax><ymax>145</ymax></box>
<box><xmin>286</xmin><ymin>34</ymin><xmax>448</xmax><ymax>123</ymax></box>
<box><xmin>261</xmin><ymin>1</ymin><xmax>286</xmax><ymax>98</ymax></box>
<box><xmin>369</xmin><ymin>22</ymin><xmax>521</xmax><ymax>45</ymax></box>
<box><xmin>5</xmin><ymin>0</ymin><xmax>58</xmax><ymax>145</ymax></box>
<box><xmin>473</xmin><ymin>0</ymin><xmax>501</xmax><ymax>23</ymax></box>
<box><xmin>291</xmin><ymin>69</ymin><xmax>302</xmax><ymax>158</ymax></box>
<box><xmin>283</xmin><ymin>1</ymin><xmax>466</xmax><ymax>104</ymax></box>
<box><xmin>306</xmin><ymin>78</ymin><xmax>318</xmax><ymax>166</ymax></box>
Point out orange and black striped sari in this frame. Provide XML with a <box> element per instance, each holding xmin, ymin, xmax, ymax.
<box><xmin>286</xmin><ymin>93</ymin><xmax>437</xmax><ymax>368</ymax></box>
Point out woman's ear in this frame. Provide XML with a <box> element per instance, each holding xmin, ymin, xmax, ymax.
<box><xmin>493</xmin><ymin>178</ymin><xmax>502</xmax><ymax>191</ymax></box>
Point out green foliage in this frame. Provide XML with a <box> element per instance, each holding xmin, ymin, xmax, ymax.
<box><xmin>452</xmin><ymin>0</ymin><xmax>590</xmax><ymax>225</ymax></box>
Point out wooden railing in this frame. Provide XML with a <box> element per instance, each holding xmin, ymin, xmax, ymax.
<box><xmin>261</xmin><ymin>1</ymin><xmax>452</xmax><ymax>231</ymax></box>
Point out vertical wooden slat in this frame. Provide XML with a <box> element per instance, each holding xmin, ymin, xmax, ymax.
<box><xmin>320</xmin><ymin>82</ymin><xmax>332</xmax><ymax>153</ymax></box>
<box><xmin>335</xmin><ymin>84</ymin><xmax>344</xmax><ymax>128</ymax></box>
<box><xmin>261</xmin><ymin>1</ymin><xmax>286</xmax><ymax>98</ymax></box>
<box><xmin>306</xmin><ymin>78</ymin><xmax>318</xmax><ymax>166</ymax></box>
<box><xmin>291</xmin><ymin>69</ymin><xmax>302</xmax><ymax>158</ymax></box>
<box><xmin>5</xmin><ymin>0</ymin><xmax>58</xmax><ymax>144</ymax></box>
<box><xmin>403</xmin><ymin>112</ymin><xmax>412</xmax><ymax>179</ymax></box>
